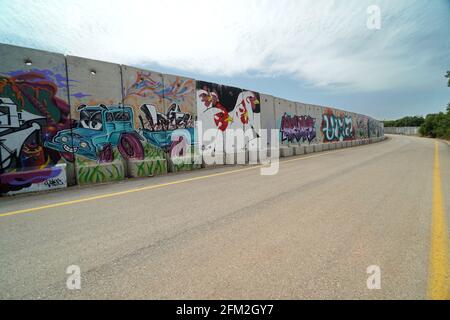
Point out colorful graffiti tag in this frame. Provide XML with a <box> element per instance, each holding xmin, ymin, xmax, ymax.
<box><xmin>280</xmin><ymin>113</ymin><xmax>316</xmax><ymax>144</ymax></box>
<box><xmin>0</xmin><ymin>69</ymin><xmax>71</xmax><ymax>194</ymax></box>
<box><xmin>321</xmin><ymin>109</ymin><xmax>355</xmax><ymax>142</ymax></box>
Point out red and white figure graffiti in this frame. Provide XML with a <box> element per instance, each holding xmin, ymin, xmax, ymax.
<box><xmin>198</xmin><ymin>89</ymin><xmax>232</xmax><ymax>132</ymax></box>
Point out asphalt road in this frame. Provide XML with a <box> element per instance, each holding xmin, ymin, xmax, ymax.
<box><xmin>0</xmin><ymin>135</ymin><xmax>449</xmax><ymax>299</ymax></box>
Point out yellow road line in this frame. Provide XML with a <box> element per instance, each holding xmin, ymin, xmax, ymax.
<box><xmin>428</xmin><ymin>141</ymin><xmax>450</xmax><ymax>300</ymax></box>
<box><xmin>0</xmin><ymin>143</ymin><xmax>371</xmax><ymax>218</ymax></box>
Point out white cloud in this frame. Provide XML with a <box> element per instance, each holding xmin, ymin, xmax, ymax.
<box><xmin>0</xmin><ymin>0</ymin><xmax>448</xmax><ymax>92</ymax></box>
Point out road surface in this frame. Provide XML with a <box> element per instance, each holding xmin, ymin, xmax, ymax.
<box><xmin>0</xmin><ymin>135</ymin><xmax>449</xmax><ymax>299</ymax></box>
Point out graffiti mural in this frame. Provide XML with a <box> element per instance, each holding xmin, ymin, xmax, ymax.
<box><xmin>44</xmin><ymin>104</ymin><xmax>167</xmax><ymax>177</ymax></box>
<box><xmin>0</xmin><ymin>68</ymin><xmax>71</xmax><ymax>194</ymax></box>
<box><xmin>356</xmin><ymin>115</ymin><xmax>369</xmax><ymax>139</ymax></box>
<box><xmin>368</xmin><ymin>118</ymin><xmax>382</xmax><ymax>138</ymax></box>
<box><xmin>46</xmin><ymin>105</ymin><xmax>145</xmax><ymax>162</ymax></box>
<box><xmin>196</xmin><ymin>81</ymin><xmax>260</xmax><ymax>153</ymax></box>
<box><xmin>123</xmin><ymin>70</ymin><xmax>165</xmax><ymax>118</ymax></box>
<box><xmin>321</xmin><ymin>109</ymin><xmax>355</xmax><ymax>142</ymax></box>
<box><xmin>280</xmin><ymin>113</ymin><xmax>316</xmax><ymax>144</ymax></box>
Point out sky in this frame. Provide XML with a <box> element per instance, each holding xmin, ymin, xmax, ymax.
<box><xmin>0</xmin><ymin>0</ymin><xmax>449</xmax><ymax>120</ymax></box>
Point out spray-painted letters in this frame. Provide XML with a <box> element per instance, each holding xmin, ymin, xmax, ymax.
<box><xmin>321</xmin><ymin>109</ymin><xmax>355</xmax><ymax>142</ymax></box>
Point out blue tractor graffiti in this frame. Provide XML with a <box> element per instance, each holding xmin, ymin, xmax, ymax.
<box><xmin>45</xmin><ymin>103</ymin><xmax>195</xmax><ymax>162</ymax></box>
<box><xmin>45</xmin><ymin>105</ymin><xmax>145</xmax><ymax>162</ymax></box>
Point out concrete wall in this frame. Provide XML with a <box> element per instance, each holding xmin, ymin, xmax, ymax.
<box><xmin>384</xmin><ymin>126</ymin><xmax>418</xmax><ymax>135</ymax></box>
<box><xmin>0</xmin><ymin>43</ymin><xmax>385</xmax><ymax>195</ymax></box>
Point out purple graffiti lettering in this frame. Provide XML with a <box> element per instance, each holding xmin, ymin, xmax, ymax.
<box><xmin>280</xmin><ymin>114</ymin><xmax>316</xmax><ymax>143</ymax></box>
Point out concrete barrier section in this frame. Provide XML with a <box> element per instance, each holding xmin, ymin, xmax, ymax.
<box><xmin>225</xmin><ymin>152</ymin><xmax>235</xmax><ymax>165</ymax></box>
<box><xmin>202</xmin><ymin>151</ymin><xmax>225</xmax><ymax>168</ymax></box>
<box><xmin>293</xmin><ymin>145</ymin><xmax>305</xmax><ymax>155</ymax></box>
<box><xmin>314</xmin><ymin>144</ymin><xmax>323</xmax><ymax>153</ymax></box>
<box><xmin>0</xmin><ymin>44</ymin><xmax>73</xmax><ymax>196</ymax></box>
<box><xmin>65</xmin><ymin>56</ymin><xmax>128</xmax><ymax>185</ymax></box>
<box><xmin>280</xmin><ymin>146</ymin><xmax>294</xmax><ymax>157</ymax></box>
<box><xmin>1</xmin><ymin>164</ymin><xmax>68</xmax><ymax>195</ymax></box>
<box><xmin>384</xmin><ymin>127</ymin><xmax>419</xmax><ymax>135</ymax></box>
<box><xmin>305</xmin><ymin>145</ymin><xmax>314</xmax><ymax>154</ymax></box>
<box><xmin>77</xmin><ymin>160</ymin><xmax>125</xmax><ymax>186</ymax></box>
<box><xmin>169</xmin><ymin>145</ymin><xmax>202</xmax><ymax>172</ymax></box>
<box><xmin>129</xmin><ymin>158</ymin><xmax>168</xmax><ymax>177</ymax></box>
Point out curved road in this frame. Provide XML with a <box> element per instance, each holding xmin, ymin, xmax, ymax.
<box><xmin>0</xmin><ymin>135</ymin><xmax>448</xmax><ymax>299</ymax></box>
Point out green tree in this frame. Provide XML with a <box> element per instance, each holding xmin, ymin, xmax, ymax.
<box><xmin>418</xmin><ymin>71</ymin><xmax>450</xmax><ymax>140</ymax></box>
<box><xmin>383</xmin><ymin>116</ymin><xmax>424</xmax><ymax>127</ymax></box>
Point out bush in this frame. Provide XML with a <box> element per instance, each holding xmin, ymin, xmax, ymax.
<box><xmin>419</xmin><ymin>106</ymin><xmax>450</xmax><ymax>140</ymax></box>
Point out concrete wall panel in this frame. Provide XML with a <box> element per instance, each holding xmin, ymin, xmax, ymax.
<box><xmin>320</xmin><ymin>106</ymin><xmax>356</xmax><ymax>143</ymax></box>
<box><xmin>308</xmin><ymin>104</ymin><xmax>325</xmax><ymax>144</ymax></box>
<box><xmin>0</xmin><ymin>44</ymin><xmax>72</xmax><ymax>194</ymax></box>
<box><xmin>196</xmin><ymin>81</ymin><xmax>261</xmax><ymax>160</ymax></box>
<box><xmin>121</xmin><ymin>65</ymin><xmax>168</xmax><ymax>175</ymax></box>
<box><xmin>64</xmin><ymin>56</ymin><xmax>126</xmax><ymax>184</ymax></box>
<box><xmin>260</xmin><ymin>94</ymin><xmax>275</xmax><ymax>148</ymax></box>
<box><xmin>66</xmin><ymin>56</ymin><xmax>123</xmax><ymax>110</ymax></box>
<box><xmin>275</xmin><ymin>98</ymin><xmax>297</xmax><ymax>145</ymax></box>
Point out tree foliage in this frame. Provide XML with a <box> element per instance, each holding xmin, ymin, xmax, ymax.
<box><xmin>383</xmin><ymin>116</ymin><xmax>424</xmax><ymax>127</ymax></box>
<box><xmin>418</xmin><ymin>71</ymin><xmax>450</xmax><ymax>139</ymax></box>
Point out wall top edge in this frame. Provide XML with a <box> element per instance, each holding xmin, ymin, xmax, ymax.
<box><xmin>0</xmin><ymin>42</ymin><xmax>65</xmax><ymax>58</ymax></box>
<box><xmin>0</xmin><ymin>43</ymin><xmax>382</xmax><ymax>121</ymax></box>
<box><xmin>65</xmin><ymin>54</ymin><xmax>122</xmax><ymax>67</ymax></box>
